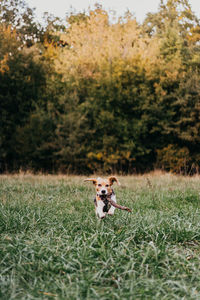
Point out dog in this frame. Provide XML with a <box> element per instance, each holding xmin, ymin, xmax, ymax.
<box><xmin>84</xmin><ymin>176</ymin><xmax>120</xmax><ymax>219</ymax></box>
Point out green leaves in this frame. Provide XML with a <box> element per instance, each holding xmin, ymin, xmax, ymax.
<box><xmin>0</xmin><ymin>1</ymin><xmax>200</xmax><ymax>173</ymax></box>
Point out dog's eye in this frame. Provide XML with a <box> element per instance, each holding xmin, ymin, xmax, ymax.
<box><xmin>105</xmin><ymin>184</ymin><xmax>109</xmax><ymax>187</ymax></box>
<box><xmin>98</xmin><ymin>184</ymin><xmax>102</xmax><ymax>187</ymax></box>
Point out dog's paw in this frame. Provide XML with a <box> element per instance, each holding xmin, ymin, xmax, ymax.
<box><xmin>99</xmin><ymin>213</ymin><xmax>106</xmax><ymax>219</ymax></box>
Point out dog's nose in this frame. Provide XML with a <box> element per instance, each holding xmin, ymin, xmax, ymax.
<box><xmin>101</xmin><ymin>190</ymin><xmax>106</xmax><ymax>194</ymax></box>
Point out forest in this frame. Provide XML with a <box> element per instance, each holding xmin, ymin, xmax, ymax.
<box><xmin>0</xmin><ymin>0</ymin><xmax>200</xmax><ymax>174</ymax></box>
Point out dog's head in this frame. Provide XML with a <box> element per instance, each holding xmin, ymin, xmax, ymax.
<box><xmin>84</xmin><ymin>176</ymin><xmax>120</xmax><ymax>196</ymax></box>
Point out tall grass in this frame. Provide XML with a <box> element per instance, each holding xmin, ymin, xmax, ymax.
<box><xmin>0</xmin><ymin>173</ymin><xmax>200</xmax><ymax>299</ymax></box>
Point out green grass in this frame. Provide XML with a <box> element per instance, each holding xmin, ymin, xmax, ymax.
<box><xmin>1</xmin><ymin>173</ymin><xmax>200</xmax><ymax>299</ymax></box>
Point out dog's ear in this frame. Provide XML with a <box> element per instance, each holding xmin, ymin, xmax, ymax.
<box><xmin>84</xmin><ymin>178</ymin><xmax>97</xmax><ymax>185</ymax></box>
<box><xmin>108</xmin><ymin>176</ymin><xmax>121</xmax><ymax>186</ymax></box>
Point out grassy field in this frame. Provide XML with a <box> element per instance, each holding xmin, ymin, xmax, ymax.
<box><xmin>0</xmin><ymin>173</ymin><xmax>200</xmax><ymax>300</ymax></box>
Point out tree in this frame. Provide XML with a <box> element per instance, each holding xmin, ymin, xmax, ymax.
<box><xmin>0</xmin><ymin>23</ymin><xmax>47</xmax><ymax>172</ymax></box>
<box><xmin>0</xmin><ymin>0</ymin><xmax>43</xmax><ymax>46</ymax></box>
<box><xmin>143</xmin><ymin>0</ymin><xmax>199</xmax><ymax>37</ymax></box>
<box><xmin>1</xmin><ymin>1</ymin><xmax>200</xmax><ymax>173</ymax></box>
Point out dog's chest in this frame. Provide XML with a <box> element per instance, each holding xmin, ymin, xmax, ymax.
<box><xmin>94</xmin><ymin>190</ymin><xmax>116</xmax><ymax>212</ymax></box>
<box><xmin>102</xmin><ymin>199</ymin><xmax>111</xmax><ymax>212</ymax></box>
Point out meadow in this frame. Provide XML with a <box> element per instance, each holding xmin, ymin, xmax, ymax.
<box><xmin>0</xmin><ymin>173</ymin><xmax>200</xmax><ymax>299</ymax></box>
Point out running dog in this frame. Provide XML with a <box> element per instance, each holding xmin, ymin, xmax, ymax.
<box><xmin>84</xmin><ymin>176</ymin><xmax>120</xmax><ymax>219</ymax></box>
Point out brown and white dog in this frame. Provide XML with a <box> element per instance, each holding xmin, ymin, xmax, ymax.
<box><xmin>84</xmin><ymin>176</ymin><xmax>120</xmax><ymax>219</ymax></box>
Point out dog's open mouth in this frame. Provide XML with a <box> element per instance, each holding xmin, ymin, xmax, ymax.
<box><xmin>99</xmin><ymin>193</ymin><xmax>107</xmax><ymax>198</ymax></box>
<box><xmin>99</xmin><ymin>189</ymin><xmax>107</xmax><ymax>196</ymax></box>
<box><xmin>99</xmin><ymin>192</ymin><xmax>111</xmax><ymax>200</ymax></box>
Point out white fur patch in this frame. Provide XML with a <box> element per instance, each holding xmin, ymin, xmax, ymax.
<box><xmin>95</xmin><ymin>200</ymin><xmax>106</xmax><ymax>218</ymax></box>
<box><xmin>107</xmin><ymin>193</ymin><xmax>116</xmax><ymax>215</ymax></box>
<box><xmin>95</xmin><ymin>193</ymin><xmax>117</xmax><ymax>218</ymax></box>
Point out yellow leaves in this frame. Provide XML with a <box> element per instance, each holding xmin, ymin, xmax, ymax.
<box><xmin>43</xmin><ymin>6</ymin><xmax>192</xmax><ymax>92</ymax></box>
<box><xmin>0</xmin><ymin>24</ymin><xmax>17</xmax><ymax>40</ymax></box>
<box><xmin>96</xmin><ymin>152</ymin><xmax>103</xmax><ymax>160</ymax></box>
<box><xmin>124</xmin><ymin>151</ymin><xmax>131</xmax><ymax>160</ymax></box>
<box><xmin>87</xmin><ymin>151</ymin><xmax>112</xmax><ymax>167</ymax></box>
<box><xmin>0</xmin><ymin>53</ymin><xmax>9</xmax><ymax>73</ymax></box>
<box><xmin>165</xmin><ymin>69</ymin><xmax>179</xmax><ymax>81</ymax></box>
<box><xmin>87</xmin><ymin>150</ymin><xmax>134</xmax><ymax>170</ymax></box>
<box><xmin>154</xmin><ymin>83</ymin><xmax>167</xmax><ymax>97</ymax></box>
<box><xmin>89</xmin><ymin>7</ymin><xmax>109</xmax><ymax>27</ymax></box>
<box><xmin>87</xmin><ymin>152</ymin><xmax>103</xmax><ymax>160</ymax></box>
<box><xmin>156</xmin><ymin>144</ymin><xmax>190</xmax><ymax>173</ymax></box>
<box><xmin>43</xmin><ymin>38</ymin><xmax>60</xmax><ymax>61</ymax></box>
<box><xmin>187</xmin><ymin>25</ymin><xmax>200</xmax><ymax>44</ymax></box>
<box><xmin>51</xmin><ymin>9</ymin><xmax>144</xmax><ymax>80</ymax></box>
<box><xmin>0</xmin><ymin>25</ymin><xmax>18</xmax><ymax>73</ymax></box>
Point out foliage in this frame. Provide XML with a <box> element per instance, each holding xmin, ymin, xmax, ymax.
<box><xmin>156</xmin><ymin>144</ymin><xmax>190</xmax><ymax>173</ymax></box>
<box><xmin>0</xmin><ymin>0</ymin><xmax>200</xmax><ymax>173</ymax></box>
<box><xmin>0</xmin><ymin>23</ymin><xmax>47</xmax><ymax>172</ymax></box>
<box><xmin>0</xmin><ymin>0</ymin><xmax>42</xmax><ymax>46</ymax></box>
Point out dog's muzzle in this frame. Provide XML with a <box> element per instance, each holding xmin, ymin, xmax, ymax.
<box><xmin>100</xmin><ymin>189</ymin><xmax>107</xmax><ymax>195</ymax></box>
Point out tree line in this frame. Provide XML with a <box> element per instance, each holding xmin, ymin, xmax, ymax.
<box><xmin>0</xmin><ymin>0</ymin><xmax>200</xmax><ymax>174</ymax></box>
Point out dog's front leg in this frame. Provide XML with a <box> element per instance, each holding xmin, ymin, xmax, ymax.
<box><xmin>108</xmin><ymin>205</ymin><xmax>115</xmax><ymax>215</ymax></box>
<box><xmin>95</xmin><ymin>200</ymin><xmax>106</xmax><ymax>219</ymax></box>
<box><xmin>108</xmin><ymin>194</ymin><xmax>116</xmax><ymax>215</ymax></box>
